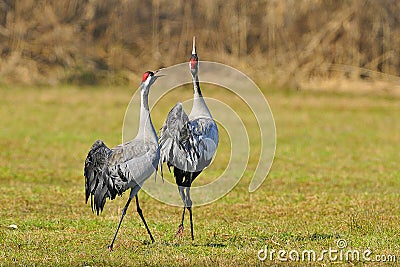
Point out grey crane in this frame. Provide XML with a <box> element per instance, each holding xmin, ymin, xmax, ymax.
<box><xmin>84</xmin><ymin>70</ymin><xmax>162</xmax><ymax>251</ymax></box>
<box><xmin>159</xmin><ymin>37</ymin><xmax>219</xmax><ymax>240</ymax></box>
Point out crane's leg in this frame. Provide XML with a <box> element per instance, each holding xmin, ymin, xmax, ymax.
<box><xmin>135</xmin><ymin>194</ymin><xmax>155</xmax><ymax>243</ymax></box>
<box><xmin>176</xmin><ymin>207</ymin><xmax>185</xmax><ymax>238</ymax></box>
<box><xmin>187</xmin><ymin>207</ymin><xmax>194</xmax><ymax>241</ymax></box>
<box><xmin>186</xmin><ymin>187</ymin><xmax>194</xmax><ymax>241</ymax></box>
<box><xmin>108</xmin><ymin>197</ymin><xmax>132</xmax><ymax>251</ymax></box>
<box><xmin>176</xmin><ymin>186</ymin><xmax>186</xmax><ymax>238</ymax></box>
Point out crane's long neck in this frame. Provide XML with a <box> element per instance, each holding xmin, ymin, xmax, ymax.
<box><xmin>190</xmin><ymin>74</ymin><xmax>211</xmax><ymax>119</ymax></box>
<box><xmin>138</xmin><ymin>88</ymin><xmax>157</xmax><ymax>141</ymax></box>
<box><xmin>193</xmin><ymin>75</ymin><xmax>202</xmax><ymax>97</ymax></box>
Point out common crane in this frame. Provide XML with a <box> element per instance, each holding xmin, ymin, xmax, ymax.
<box><xmin>84</xmin><ymin>70</ymin><xmax>162</xmax><ymax>251</ymax></box>
<box><xmin>159</xmin><ymin>37</ymin><xmax>219</xmax><ymax>240</ymax></box>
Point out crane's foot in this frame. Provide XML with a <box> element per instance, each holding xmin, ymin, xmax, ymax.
<box><xmin>108</xmin><ymin>245</ymin><xmax>114</xmax><ymax>252</ymax></box>
<box><xmin>176</xmin><ymin>224</ymin><xmax>184</xmax><ymax>238</ymax></box>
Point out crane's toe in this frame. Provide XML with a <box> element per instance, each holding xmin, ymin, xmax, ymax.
<box><xmin>176</xmin><ymin>224</ymin><xmax>184</xmax><ymax>238</ymax></box>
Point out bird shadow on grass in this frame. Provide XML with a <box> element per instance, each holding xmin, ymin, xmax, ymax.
<box><xmin>93</xmin><ymin>238</ymin><xmax>228</xmax><ymax>253</ymax></box>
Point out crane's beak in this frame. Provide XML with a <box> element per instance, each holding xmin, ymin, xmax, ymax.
<box><xmin>192</xmin><ymin>36</ymin><xmax>196</xmax><ymax>55</ymax></box>
<box><xmin>153</xmin><ymin>68</ymin><xmax>166</xmax><ymax>77</ymax></box>
<box><xmin>149</xmin><ymin>69</ymin><xmax>165</xmax><ymax>86</ymax></box>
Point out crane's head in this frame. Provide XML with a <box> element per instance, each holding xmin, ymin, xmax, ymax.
<box><xmin>140</xmin><ymin>70</ymin><xmax>163</xmax><ymax>89</ymax></box>
<box><xmin>189</xmin><ymin>36</ymin><xmax>199</xmax><ymax>76</ymax></box>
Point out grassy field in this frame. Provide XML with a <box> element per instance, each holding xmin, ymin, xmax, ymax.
<box><xmin>0</xmin><ymin>83</ymin><xmax>399</xmax><ymax>266</ymax></box>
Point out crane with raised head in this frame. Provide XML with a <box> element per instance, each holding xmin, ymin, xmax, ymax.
<box><xmin>84</xmin><ymin>70</ymin><xmax>162</xmax><ymax>251</ymax></box>
<box><xmin>159</xmin><ymin>37</ymin><xmax>219</xmax><ymax>240</ymax></box>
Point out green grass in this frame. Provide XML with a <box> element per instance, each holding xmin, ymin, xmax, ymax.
<box><xmin>0</xmin><ymin>84</ymin><xmax>399</xmax><ymax>266</ymax></box>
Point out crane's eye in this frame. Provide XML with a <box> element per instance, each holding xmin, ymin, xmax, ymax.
<box><xmin>190</xmin><ymin>56</ymin><xmax>198</xmax><ymax>69</ymax></box>
<box><xmin>141</xmin><ymin>71</ymin><xmax>153</xmax><ymax>82</ymax></box>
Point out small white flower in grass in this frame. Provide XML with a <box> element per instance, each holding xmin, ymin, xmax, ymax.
<box><xmin>8</xmin><ymin>224</ymin><xmax>18</xmax><ymax>229</ymax></box>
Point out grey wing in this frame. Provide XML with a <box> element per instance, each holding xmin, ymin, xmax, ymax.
<box><xmin>109</xmin><ymin>139</ymin><xmax>150</xmax><ymax>164</ymax></box>
<box><xmin>159</xmin><ymin>103</ymin><xmax>219</xmax><ymax>172</ymax></box>
<box><xmin>84</xmin><ymin>139</ymin><xmax>159</xmax><ymax>215</ymax></box>
<box><xmin>189</xmin><ymin>118</ymin><xmax>219</xmax><ymax>170</ymax></box>
<box><xmin>159</xmin><ymin>103</ymin><xmax>196</xmax><ymax>171</ymax></box>
<box><xmin>109</xmin><ymin>139</ymin><xmax>159</xmax><ymax>190</ymax></box>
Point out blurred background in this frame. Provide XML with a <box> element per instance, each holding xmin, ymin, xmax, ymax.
<box><xmin>1</xmin><ymin>0</ymin><xmax>400</xmax><ymax>91</ymax></box>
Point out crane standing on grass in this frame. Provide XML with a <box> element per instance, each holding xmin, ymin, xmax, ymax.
<box><xmin>159</xmin><ymin>37</ymin><xmax>219</xmax><ymax>240</ymax></box>
<box><xmin>84</xmin><ymin>70</ymin><xmax>162</xmax><ymax>251</ymax></box>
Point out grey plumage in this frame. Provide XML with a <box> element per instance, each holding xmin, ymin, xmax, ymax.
<box><xmin>84</xmin><ymin>140</ymin><xmax>114</xmax><ymax>215</ymax></box>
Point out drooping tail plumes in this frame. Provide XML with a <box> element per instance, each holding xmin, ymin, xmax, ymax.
<box><xmin>84</xmin><ymin>140</ymin><xmax>119</xmax><ymax>215</ymax></box>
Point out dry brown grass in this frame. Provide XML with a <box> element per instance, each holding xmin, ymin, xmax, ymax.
<box><xmin>0</xmin><ymin>0</ymin><xmax>399</xmax><ymax>90</ymax></box>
